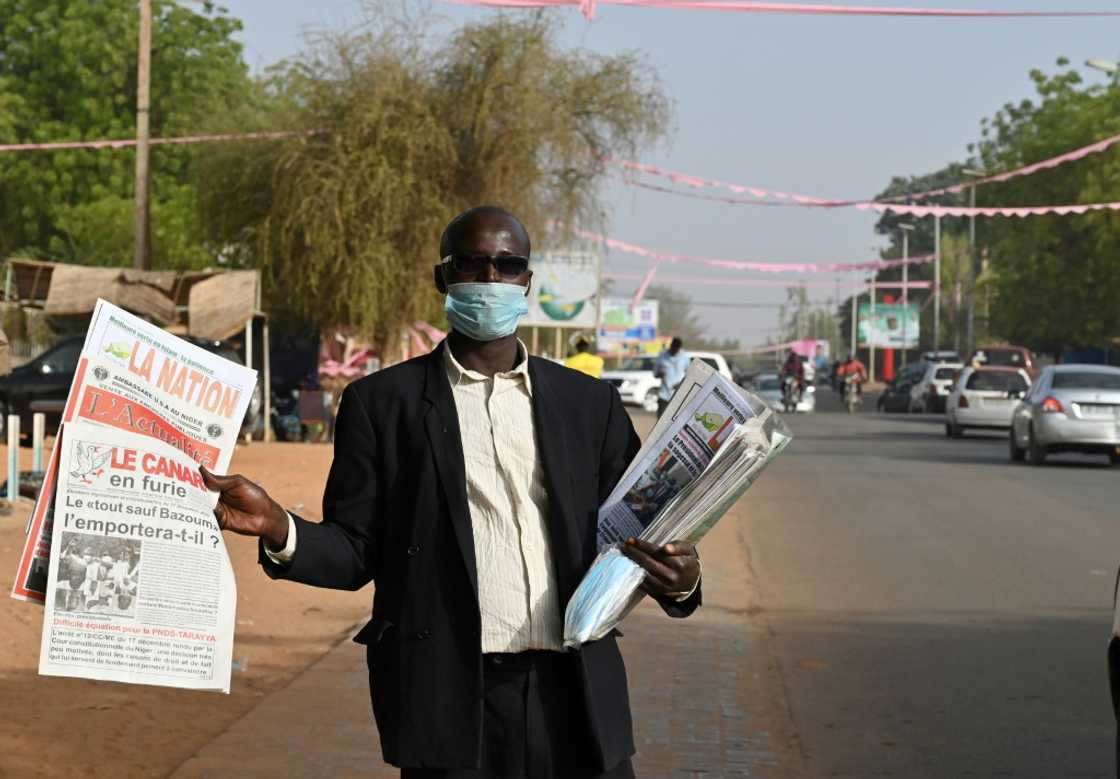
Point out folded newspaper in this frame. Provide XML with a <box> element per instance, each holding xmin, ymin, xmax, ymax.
<box><xmin>564</xmin><ymin>360</ymin><xmax>792</xmax><ymax>648</ymax></box>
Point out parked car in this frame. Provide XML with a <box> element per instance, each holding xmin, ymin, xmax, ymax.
<box><xmin>876</xmin><ymin>362</ymin><xmax>927</xmax><ymax>413</ymax></box>
<box><xmin>1009</xmin><ymin>364</ymin><xmax>1120</xmax><ymax>466</ymax></box>
<box><xmin>910</xmin><ymin>362</ymin><xmax>963</xmax><ymax>413</ymax></box>
<box><xmin>602</xmin><ymin>350</ymin><xmax>734</xmax><ymax>413</ymax></box>
<box><xmin>920</xmin><ymin>350</ymin><xmax>962</xmax><ymax>364</ymax></box>
<box><xmin>966</xmin><ymin>345</ymin><xmax>1038</xmax><ymax>376</ymax></box>
<box><xmin>0</xmin><ymin>335</ymin><xmax>262</xmax><ymax>440</ymax></box>
<box><xmin>752</xmin><ymin>372</ymin><xmax>815</xmax><ymax>413</ymax></box>
<box><xmin>945</xmin><ymin>366</ymin><xmax>1031</xmax><ymax>438</ymax></box>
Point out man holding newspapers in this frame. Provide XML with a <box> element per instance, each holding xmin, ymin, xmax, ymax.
<box><xmin>201</xmin><ymin>207</ymin><xmax>701</xmax><ymax>778</ymax></box>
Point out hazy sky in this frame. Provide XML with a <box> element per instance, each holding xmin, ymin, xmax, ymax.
<box><xmin>222</xmin><ymin>0</ymin><xmax>1119</xmax><ymax>347</ymax></box>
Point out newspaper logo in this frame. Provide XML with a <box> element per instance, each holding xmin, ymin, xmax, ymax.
<box><xmin>69</xmin><ymin>441</ymin><xmax>112</xmax><ymax>485</ymax></box>
<box><xmin>206</xmin><ymin>423</ymin><xmax>223</xmax><ymax>440</ymax></box>
<box><xmin>93</xmin><ymin>366</ymin><xmax>109</xmax><ymax>382</ymax></box>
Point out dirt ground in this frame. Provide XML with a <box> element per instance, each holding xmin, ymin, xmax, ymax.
<box><xmin>0</xmin><ymin>440</ymin><xmax>369</xmax><ymax>779</ymax></box>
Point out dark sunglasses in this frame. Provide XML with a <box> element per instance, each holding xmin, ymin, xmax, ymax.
<box><xmin>442</xmin><ymin>254</ymin><xmax>530</xmax><ymax>279</ymax></box>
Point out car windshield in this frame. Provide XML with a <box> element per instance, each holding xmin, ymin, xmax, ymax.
<box><xmin>698</xmin><ymin>357</ymin><xmax>719</xmax><ymax>370</ymax></box>
<box><xmin>757</xmin><ymin>378</ymin><xmax>780</xmax><ymax>391</ymax></box>
<box><xmin>934</xmin><ymin>367</ymin><xmax>957</xmax><ymax>380</ymax></box>
<box><xmin>966</xmin><ymin>371</ymin><xmax>1027</xmax><ymax>392</ymax></box>
<box><xmin>976</xmin><ymin>349</ymin><xmax>1024</xmax><ymax>367</ymax></box>
<box><xmin>617</xmin><ymin>358</ymin><xmax>654</xmax><ymax>371</ymax></box>
<box><xmin>1051</xmin><ymin>371</ymin><xmax>1120</xmax><ymax>391</ymax></box>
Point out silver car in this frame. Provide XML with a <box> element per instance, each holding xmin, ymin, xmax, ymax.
<box><xmin>1009</xmin><ymin>364</ymin><xmax>1120</xmax><ymax>466</ymax></box>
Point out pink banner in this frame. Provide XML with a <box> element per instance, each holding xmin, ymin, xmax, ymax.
<box><xmin>614</xmin><ymin>128</ymin><xmax>1120</xmax><ymax>211</ymax></box>
<box><xmin>449</xmin><ymin>0</ymin><xmax>1120</xmax><ymax>21</ymax></box>
<box><xmin>571</xmin><ymin>225</ymin><xmax>935</xmax><ymax>272</ymax></box>
<box><xmin>625</xmin><ymin>177</ymin><xmax>1120</xmax><ymax>218</ymax></box>
<box><xmin>0</xmin><ymin>130</ymin><xmax>315</xmax><ymax>154</ymax></box>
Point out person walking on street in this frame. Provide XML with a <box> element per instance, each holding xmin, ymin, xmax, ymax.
<box><xmin>199</xmin><ymin>206</ymin><xmax>701</xmax><ymax>779</ymax></box>
<box><xmin>565</xmin><ymin>338</ymin><xmax>605</xmax><ymax>379</ymax></box>
<box><xmin>653</xmin><ymin>337</ymin><xmax>689</xmax><ymax>418</ymax></box>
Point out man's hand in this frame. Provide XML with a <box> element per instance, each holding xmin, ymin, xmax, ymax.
<box><xmin>199</xmin><ymin>466</ymin><xmax>289</xmax><ymax>551</ymax></box>
<box><xmin>620</xmin><ymin>538</ymin><xmax>700</xmax><ymax>598</ymax></box>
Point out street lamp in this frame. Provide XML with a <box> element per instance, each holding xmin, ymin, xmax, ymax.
<box><xmin>1087</xmin><ymin>58</ymin><xmax>1120</xmax><ymax>75</ymax></box>
<box><xmin>962</xmin><ymin>168</ymin><xmax>985</xmax><ymax>355</ymax></box>
<box><xmin>899</xmin><ymin>223</ymin><xmax>915</xmax><ymax>367</ymax></box>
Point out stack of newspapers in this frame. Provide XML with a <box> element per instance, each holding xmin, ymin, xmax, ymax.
<box><xmin>564</xmin><ymin>360</ymin><xmax>792</xmax><ymax>648</ymax></box>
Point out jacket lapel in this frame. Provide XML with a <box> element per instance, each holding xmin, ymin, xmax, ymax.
<box><xmin>422</xmin><ymin>342</ymin><xmax>479</xmax><ymax>602</ymax></box>
<box><xmin>528</xmin><ymin>357</ymin><xmax>581</xmax><ymax>605</ymax></box>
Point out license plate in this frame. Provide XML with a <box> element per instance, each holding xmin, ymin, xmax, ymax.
<box><xmin>1081</xmin><ymin>405</ymin><xmax>1118</xmax><ymax>417</ymax></box>
<box><xmin>983</xmin><ymin>398</ymin><xmax>1009</xmax><ymax>406</ymax></box>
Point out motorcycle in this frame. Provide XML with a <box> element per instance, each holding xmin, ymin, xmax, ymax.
<box><xmin>782</xmin><ymin>375</ymin><xmax>802</xmax><ymax>413</ymax></box>
<box><xmin>844</xmin><ymin>374</ymin><xmax>862</xmax><ymax>414</ymax></box>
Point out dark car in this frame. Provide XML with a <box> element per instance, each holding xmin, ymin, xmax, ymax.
<box><xmin>0</xmin><ymin>335</ymin><xmax>261</xmax><ymax>439</ymax></box>
<box><xmin>876</xmin><ymin>363</ymin><xmax>926</xmax><ymax>413</ymax></box>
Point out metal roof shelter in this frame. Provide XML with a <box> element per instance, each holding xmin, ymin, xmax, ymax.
<box><xmin>2</xmin><ymin>259</ymin><xmax>272</xmax><ymax>441</ymax></box>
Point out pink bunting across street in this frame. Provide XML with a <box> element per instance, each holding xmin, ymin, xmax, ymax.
<box><xmin>448</xmin><ymin>0</ymin><xmax>1120</xmax><ymax>21</ymax></box>
<box><xmin>570</xmin><ymin>225</ymin><xmax>935</xmax><ymax>273</ymax></box>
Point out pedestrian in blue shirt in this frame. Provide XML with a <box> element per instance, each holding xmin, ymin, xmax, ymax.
<box><xmin>654</xmin><ymin>337</ymin><xmax>690</xmax><ymax>417</ymax></box>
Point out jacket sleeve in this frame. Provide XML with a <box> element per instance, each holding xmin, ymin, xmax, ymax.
<box><xmin>259</xmin><ymin>382</ymin><xmax>378</xmax><ymax>590</ymax></box>
<box><xmin>597</xmin><ymin>384</ymin><xmax>703</xmax><ymax>619</ymax></box>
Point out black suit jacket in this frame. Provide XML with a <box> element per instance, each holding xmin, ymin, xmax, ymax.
<box><xmin>260</xmin><ymin>341</ymin><xmax>701</xmax><ymax>771</ymax></box>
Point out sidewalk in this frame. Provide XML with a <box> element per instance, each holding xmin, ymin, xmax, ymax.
<box><xmin>169</xmin><ymin>488</ymin><xmax>798</xmax><ymax>778</ymax></box>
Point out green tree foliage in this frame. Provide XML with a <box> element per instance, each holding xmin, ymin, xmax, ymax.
<box><xmin>0</xmin><ymin>0</ymin><xmax>253</xmax><ymax>267</ymax></box>
<box><xmin>644</xmin><ymin>284</ymin><xmax>739</xmax><ymax>352</ymax></box>
<box><xmin>976</xmin><ymin>60</ymin><xmax>1120</xmax><ymax>354</ymax></box>
<box><xmin>198</xmin><ymin>11</ymin><xmax>670</xmax><ymax>344</ymax></box>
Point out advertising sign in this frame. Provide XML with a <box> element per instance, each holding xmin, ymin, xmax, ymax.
<box><xmin>858</xmin><ymin>302</ymin><xmax>920</xmax><ymax>349</ymax></box>
<box><xmin>597</xmin><ymin>298</ymin><xmax>659</xmax><ymax>354</ymax></box>
<box><xmin>523</xmin><ymin>251</ymin><xmax>600</xmax><ymax>329</ymax></box>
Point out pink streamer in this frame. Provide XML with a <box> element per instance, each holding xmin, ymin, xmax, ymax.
<box><xmin>571</xmin><ymin>225</ymin><xmax>934</xmax><ymax>272</ymax></box>
<box><xmin>0</xmin><ymin>130</ymin><xmax>316</xmax><ymax>154</ymax></box>
<box><xmin>448</xmin><ymin>0</ymin><xmax>1120</xmax><ymax>18</ymax></box>
<box><xmin>613</xmin><ymin>127</ymin><xmax>1120</xmax><ymax>209</ymax></box>
<box><xmin>626</xmin><ymin>177</ymin><xmax>1120</xmax><ymax>218</ymax></box>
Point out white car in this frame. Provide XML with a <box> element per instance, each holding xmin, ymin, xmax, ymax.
<box><xmin>909</xmin><ymin>361</ymin><xmax>963</xmax><ymax>413</ymax></box>
<box><xmin>945</xmin><ymin>366</ymin><xmax>1031</xmax><ymax>438</ymax></box>
<box><xmin>751</xmin><ymin>372</ymin><xmax>816</xmax><ymax>413</ymax></box>
<box><xmin>602</xmin><ymin>351</ymin><xmax>735</xmax><ymax>413</ymax></box>
<box><xmin>1009</xmin><ymin>364</ymin><xmax>1120</xmax><ymax>465</ymax></box>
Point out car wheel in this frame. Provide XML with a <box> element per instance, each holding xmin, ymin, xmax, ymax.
<box><xmin>1009</xmin><ymin>428</ymin><xmax>1025</xmax><ymax>463</ymax></box>
<box><xmin>948</xmin><ymin>421</ymin><xmax>964</xmax><ymax>439</ymax></box>
<box><xmin>1027</xmin><ymin>425</ymin><xmax>1047</xmax><ymax>466</ymax></box>
<box><xmin>1109</xmin><ymin>449</ymin><xmax>1119</xmax><ymax>466</ymax></box>
<box><xmin>642</xmin><ymin>390</ymin><xmax>659</xmax><ymax>414</ymax></box>
<box><xmin>944</xmin><ymin>422</ymin><xmax>952</xmax><ymax>438</ymax></box>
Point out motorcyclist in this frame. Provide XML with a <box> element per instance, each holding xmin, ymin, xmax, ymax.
<box><xmin>836</xmin><ymin>353</ymin><xmax>868</xmax><ymax>394</ymax></box>
<box><xmin>779</xmin><ymin>350</ymin><xmax>805</xmax><ymax>405</ymax></box>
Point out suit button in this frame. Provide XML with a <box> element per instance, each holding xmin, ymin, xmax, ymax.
<box><xmin>415</xmin><ymin>629</ymin><xmax>430</xmax><ymax>640</ymax></box>
<box><xmin>406</xmin><ymin>544</ymin><xmax>421</xmax><ymax>557</ymax></box>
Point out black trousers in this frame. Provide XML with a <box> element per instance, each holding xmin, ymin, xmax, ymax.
<box><xmin>402</xmin><ymin>650</ymin><xmax>635</xmax><ymax>779</ymax></box>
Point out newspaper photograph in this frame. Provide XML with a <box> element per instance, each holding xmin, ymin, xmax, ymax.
<box><xmin>597</xmin><ymin>365</ymin><xmax>758</xmax><ymax>548</ymax></box>
<box><xmin>38</xmin><ymin>423</ymin><xmax>236</xmax><ymax>693</ymax></box>
<box><xmin>12</xmin><ymin>299</ymin><xmax>257</xmax><ymax>603</ymax></box>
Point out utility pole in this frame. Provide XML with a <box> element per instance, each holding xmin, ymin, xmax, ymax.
<box><xmin>933</xmin><ymin>214</ymin><xmax>941</xmax><ymax>351</ymax></box>
<box><xmin>962</xmin><ymin>168</ymin><xmax>984</xmax><ymax>356</ymax></box>
<box><xmin>869</xmin><ymin>278</ymin><xmax>876</xmax><ymax>383</ymax></box>
<box><xmin>134</xmin><ymin>0</ymin><xmax>152</xmax><ymax>270</ymax></box>
<box><xmin>850</xmin><ymin>281</ymin><xmax>858</xmax><ymax>358</ymax></box>
<box><xmin>899</xmin><ymin>223</ymin><xmax>914</xmax><ymax>367</ymax></box>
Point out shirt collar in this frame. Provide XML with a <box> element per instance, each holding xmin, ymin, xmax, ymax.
<box><xmin>443</xmin><ymin>339</ymin><xmax>533</xmax><ymax>396</ymax></box>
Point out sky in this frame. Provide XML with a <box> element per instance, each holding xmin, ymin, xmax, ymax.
<box><xmin>220</xmin><ymin>0</ymin><xmax>1120</xmax><ymax>349</ymax></box>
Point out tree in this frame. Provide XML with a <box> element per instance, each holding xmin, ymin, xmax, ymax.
<box><xmin>0</xmin><ymin>0</ymin><xmax>254</xmax><ymax>267</ymax></box>
<box><xmin>975</xmin><ymin>59</ymin><xmax>1120</xmax><ymax>354</ymax></box>
<box><xmin>198</xmin><ymin>10</ymin><xmax>670</xmax><ymax>345</ymax></box>
<box><xmin>643</xmin><ymin>285</ymin><xmax>740</xmax><ymax>352</ymax></box>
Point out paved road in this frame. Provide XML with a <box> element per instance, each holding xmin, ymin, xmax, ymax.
<box><xmin>749</xmin><ymin>387</ymin><xmax>1119</xmax><ymax>777</ymax></box>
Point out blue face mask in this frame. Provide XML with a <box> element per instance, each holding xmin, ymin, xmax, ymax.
<box><xmin>444</xmin><ymin>282</ymin><xmax>529</xmax><ymax>342</ymax></box>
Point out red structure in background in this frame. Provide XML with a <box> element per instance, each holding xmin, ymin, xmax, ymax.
<box><xmin>882</xmin><ymin>294</ymin><xmax>896</xmax><ymax>382</ymax></box>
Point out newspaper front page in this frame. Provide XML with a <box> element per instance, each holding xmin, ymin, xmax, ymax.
<box><xmin>597</xmin><ymin>363</ymin><xmax>760</xmax><ymax>549</ymax></box>
<box><xmin>11</xmin><ymin>299</ymin><xmax>257</xmax><ymax>603</ymax></box>
<box><xmin>38</xmin><ymin>424</ymin><xmax>236</xmax><ymax>692</ymax></box>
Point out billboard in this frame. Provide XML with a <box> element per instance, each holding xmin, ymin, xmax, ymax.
<box><xmin>597</xmin><ymin>298</ymin><xmax>660</xmax><ymax>355</ymax></box>
<box><xmin>858</xmin><ymin>302</ymin><xmax>920</xmax><ymax>348</ymax></box>
<box><xmin>523</xmin><ymin>251</ymin><xmax>600</xmax><ymax>328</ymax></box>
